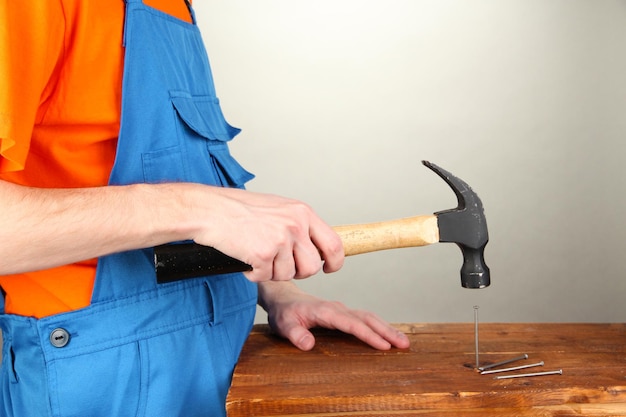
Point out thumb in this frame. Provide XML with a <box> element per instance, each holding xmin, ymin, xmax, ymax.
<box><xmin>282</xmin><ymin>324</ymin><xmax>316</xmax><ymax>351</ymax></box>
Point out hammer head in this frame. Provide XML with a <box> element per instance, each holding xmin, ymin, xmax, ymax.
<box><xmin>423</xmin><ymin>161</ymin><xmax>490</xmax><ymax>289</ymax></box>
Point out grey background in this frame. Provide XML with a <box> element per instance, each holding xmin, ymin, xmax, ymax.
<box><xmin>195</xmin><ymin>0</ymin><xmax>626</xmax><ymax>324</ymax></box>
<box><xmin>1</xmin><ymin>1</ymin><xmax>625</xmax><ymax>359</ymax></box>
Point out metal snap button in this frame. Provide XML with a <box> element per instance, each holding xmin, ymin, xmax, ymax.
<box><xmin>50</xmin><ymin>328</ymin><xmax>70</xmax><ymax>348</ymax></box>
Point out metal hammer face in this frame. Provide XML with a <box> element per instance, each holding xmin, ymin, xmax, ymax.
<box><xmin>423</xmin><ymin>161</ymin><xmax>490</xmax><ymax>289</ymax></box>
<box><xmin>153</xmin><ymin>161</ymin><xmax>490</xmax><ymax>288</ymax></box>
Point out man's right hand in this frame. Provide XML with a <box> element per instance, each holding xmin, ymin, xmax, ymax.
<box><xmin>185</xmin><ymin>185</ymin><xmax>345</xmax><ymax>282</ymax></box>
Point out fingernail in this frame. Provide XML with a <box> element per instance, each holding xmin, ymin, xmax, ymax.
<box><xmin>299</xmin><ymin>334</ymin><xmax>315</xmax><ymax>351</ymax></box>
<box><xmin>394</xmin><ymin>331</ymin><xmax>410</xmax><ymax>348</ymax></box>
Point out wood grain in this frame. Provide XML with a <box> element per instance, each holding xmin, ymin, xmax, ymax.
<box><xmin>226</xmin><ymin>323</ymin><xmax>626</xmax><ymax>416</ymax></box>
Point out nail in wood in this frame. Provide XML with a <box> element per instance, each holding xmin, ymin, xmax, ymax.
<box><xmin>474</xmin><ymin>306</ymin><xmax>480</xmax><ymax>369</ymax></box>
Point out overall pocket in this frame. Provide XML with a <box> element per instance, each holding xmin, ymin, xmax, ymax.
<box><xmin>136</xmin><ymin>322</ymin><xmax>235</xmax><ymax>417</ymax></box>
<box><xmin>166</xmin><ymin>91</ymin><xmax>255</xmax><ymax>188</ymax></box>
<box><xmin>47</xmin><ymin>342</ymin><xmax>144</xmax><ymax>417</ymax></box>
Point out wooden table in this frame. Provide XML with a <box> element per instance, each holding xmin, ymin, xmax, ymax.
<box><xmin>226</xmin><ymin>323</ymin><xmax>626</xmax><ymax>416</ymax></box>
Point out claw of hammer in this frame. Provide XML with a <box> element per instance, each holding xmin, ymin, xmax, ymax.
<box><xmin>423</xmin><ymin>161</ymin><xmax>490</xmax><ymax>288</ymax></box>
<box><xmin>153</xmin><ymin>161</ymin><xmax>490</xmax><ymax>288</ymax></box>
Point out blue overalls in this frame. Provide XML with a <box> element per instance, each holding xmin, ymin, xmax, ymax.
<box><xmin>0</xmin><ymin>1</ymin><xmax>257</xmax><ymax>416</ymax></box>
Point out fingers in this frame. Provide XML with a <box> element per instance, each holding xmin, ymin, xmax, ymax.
<box><xmin>243</xmin><ymin>236</ymin><xmax>324</xmax><ymax>282</ymax></box>
<box><xmin>274</xmin><ymin>321</ymin><xmax>317</xmax><ymax>351</ymax></box>
<box><xmin>318</xmin><ymin>303</ymin><xmax>410</xmax><ymax>350</ymax></box>
<box><xmin>355</xmin><ymin>311</ymin><xmax>411</xmax><ymax>350</ymax></box>
<box><xmin>272</xmin><ymin>248</ymin><xmax>297</xmax><ymax>281</ymax></box>
<box><xmin>310</xmin><ymin>218</ymin><xmax>344</xmax><ymax>274</ymax></box>
<box><xmin>244</xmin><ymin>218</ymin><xmax>342</xmax><ymax>282</ymax></box>
<box><xmin>292</xmin><ymin>240</ymin><xmax>324</xmax><ymax>279</ymax></box>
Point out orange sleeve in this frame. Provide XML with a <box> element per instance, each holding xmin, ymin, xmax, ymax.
<box><xmin>0</xmin><ymin>1</ymin><xmax>65</xmax><ymax>172</ymax></box>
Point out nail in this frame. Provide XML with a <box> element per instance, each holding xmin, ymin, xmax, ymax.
<box><xmin>481</xmin><ymin>361</ymin><xmax>544</xmax><ymax>375</ymax></box>
<box><xmin>494</xmin><ymin>369</ymin><xmax>562</xmax><ymax>380</ymax></box>
<box><xmin>474</xmin><ymin>306</ymin><xmax>480</xmax><ymax>369</ymax></box>
<box><xmin>478</xmin><ymin>354</ymin><xmax>529</xmax><ymax>371</ymax></box>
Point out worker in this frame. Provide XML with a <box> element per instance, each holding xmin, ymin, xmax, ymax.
<box><xmin>0</xmin><ymin>1</ymin><xmax>409</xmax><ymax>416</ymax></box>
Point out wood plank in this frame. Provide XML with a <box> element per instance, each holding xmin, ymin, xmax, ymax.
<box><xmin>226</xmin><ymin>323</ymin><xmax>626</xmax><ymax>416</ymax></box>
<box><xmin>229</xmin><ymin>404</ymin><xmax>626</xmax><ymax>417</ymax></box>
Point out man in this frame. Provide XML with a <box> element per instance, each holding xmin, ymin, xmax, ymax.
<box><xmin>0</xmin><ymin>1</ymin><xmax>409</xmax><ymax>416</ymax></box>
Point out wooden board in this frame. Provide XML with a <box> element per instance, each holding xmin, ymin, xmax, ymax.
<box><xmin>226</xmin><ymin>323</ymin><xmax>626</xmax><ymax>416</ymax></box>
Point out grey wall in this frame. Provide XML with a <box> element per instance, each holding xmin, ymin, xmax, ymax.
<box><xmin>1</xmin><ymin>3</ymin><xmax>624</xmax><ymax>363</ymax></box>
<box><xmin>194</xmin><ymin>0</ymin><xmax>626</xmax><ymax>324</ymax></box>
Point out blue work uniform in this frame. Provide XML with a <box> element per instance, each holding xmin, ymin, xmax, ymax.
<box><xmin>0</xmin><ymin>1</ymin><xmax>257</xmax><ymax>416</ymax></box>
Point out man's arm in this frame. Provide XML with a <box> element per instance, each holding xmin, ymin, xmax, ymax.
<box><xmin>0</xmin><ymin>180</ymin><xmax>343</xmax><ymax>281</ymax></box>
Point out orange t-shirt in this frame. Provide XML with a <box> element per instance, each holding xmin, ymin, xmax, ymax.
<box><xmin>0</xmin><ymin>1</ymin><xmax>193</xmax><ymax>318</ymax></box>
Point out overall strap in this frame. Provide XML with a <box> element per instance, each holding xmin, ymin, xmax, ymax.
<box><xmin>185</xmin><ymin>0</ymin><xmax>197</xmax><ymax>25</ymax></box>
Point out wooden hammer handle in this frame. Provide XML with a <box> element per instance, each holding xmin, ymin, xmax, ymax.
<box><xmin>334</xmin><ymin>214</ymin><xmax>439</xmax><ymax>256</ymax></box>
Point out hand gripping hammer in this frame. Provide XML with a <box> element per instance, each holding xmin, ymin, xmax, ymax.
<box><xmin>154</xmin><ymin>161</ymin><xmax>490</xmax><ymax>288</ymax></box>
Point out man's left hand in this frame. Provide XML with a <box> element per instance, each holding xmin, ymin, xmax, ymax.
<box><xmin>258</xmin><ymin>281</ymin><xmax>411</xmax><ymax>351</ymax></box>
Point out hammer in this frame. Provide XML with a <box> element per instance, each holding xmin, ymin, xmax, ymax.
<box><xmin>154</xmin><ymin>161</ymin><xmax>490</xmax><ymax>288</ymax></box>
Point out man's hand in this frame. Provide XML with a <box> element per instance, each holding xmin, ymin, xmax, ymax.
<box><xmin>258</xmin><ymin>281</ymin><xmax>410</xmax><ymax>351</ymax></box>
<box><xmin>188</xmin><ymin>186</ymin><xmax>345</xmax><ymax>282</ymax></box>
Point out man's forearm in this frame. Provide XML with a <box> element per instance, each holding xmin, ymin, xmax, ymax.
<box><xmin>0</xmin><ymin>180</ymin><xmax>195</xmax><ymax>275</ymax></box>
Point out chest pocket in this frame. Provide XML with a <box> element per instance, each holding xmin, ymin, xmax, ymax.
<box><xmin>141</xmin><ymin>91</ymin><xmax>254</xmax><ymax>188</ymax></box>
